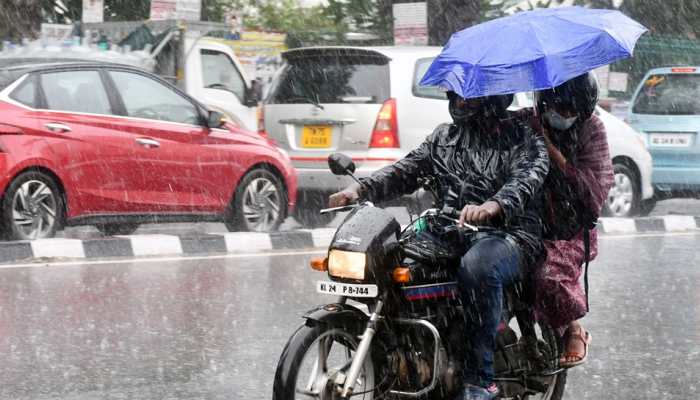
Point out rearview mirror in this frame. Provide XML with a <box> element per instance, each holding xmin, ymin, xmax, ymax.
<box><xmin>244</xmin><ymin>80</ymin><xmax>262</xmax><ymax>107</ymax></box>
<box><xmin>328</xmin><ymin>153</ymin><xmax>356</xmax><ymax>176</ymax></box>
<box><xmin>206</xmin><ymin>111</ymin><xmax>225</xmax><ymax>129</ymax></box>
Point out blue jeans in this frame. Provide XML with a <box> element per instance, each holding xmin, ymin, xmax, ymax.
<box><xmin>456</xmin><ymin>235</ymin><xmax>522</xmax><ymax>387</ymax></box>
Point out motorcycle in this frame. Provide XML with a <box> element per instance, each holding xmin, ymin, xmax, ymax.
<box><xmin>273</xmin><ymin>154</ymin><xmax>568</xmax><ymax>400</ymax></box>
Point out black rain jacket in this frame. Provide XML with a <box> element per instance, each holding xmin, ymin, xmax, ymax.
<box><xmin>360</xmin><ymin>116</ymin><xmax>550</xmax><ymax>265</ymax></box>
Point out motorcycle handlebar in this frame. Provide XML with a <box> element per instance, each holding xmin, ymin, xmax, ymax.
<box><xmin>441</xmin><ymin>205</ymin><xmax>461</xmax><ymax>219</ymax></box>
<box><xmin>437</xmin><ymin>205</ymin><xmax>496</xmax><ymax>233</ymax></box>
<box><xmin>319</xmin><ymin>200</ymin><xmax>374</xmax><ymax>215</ymax></box>
<box><xmin>320</xmin><ymin>204</ymin><xmax>358</xmax><ymax>214</ymax></box>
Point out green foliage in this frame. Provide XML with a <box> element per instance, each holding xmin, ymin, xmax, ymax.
<box><xmin>324</xmin><ymin>0</ymin><xmax>392</xmax><ymax>40</ymax></box>
<box><xmin>42</xmin><ymin>0</ymin><xmax>81</xmax><ymax>23</ymax></box>
<box><xmin>1</xmin><ymin>0</ymin><xmax>43</xmax><ymax>40</ymax></box>
<box><xmin>256</xmin><ymin>1</ymin><xmax>332</xmax><ymax>32</ymax></box>
<box><xmin>570</xmin><ymin>0</ymin><xmax>700</xmax><ymax>97</ymax></box>
<box><xmin>621</xmin><ymin>0</ymin><xmax>700</xmax><ymax>38</ymax></box>
<box><xmin>201</xmin><ymin>0</ymin><xmax>229</xmax><ymax>21</ymax></box>
<box><xmin>249</xmin><ymin>0</ymin><xmax>394</xmax><ymax>47</ymax></box>
<box><xmin>40</xmin><ymin>0</ymin><xmax>149</xmax><ymax>23</ymax></box>
<box><xmin>104</xmin><ymin>0</ymin><xmax>150</xmax><ymax>21</ymax></box>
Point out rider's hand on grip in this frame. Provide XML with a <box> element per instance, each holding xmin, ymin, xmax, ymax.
<box><xmin>328</xmin><ymin>184</ymin><xmax>361</xmax><ymax>208</ymax></box>
<box><xmin>459</xmin><ymin>201</ymin><xmax>502</xmax><ymax>226</ymax></box>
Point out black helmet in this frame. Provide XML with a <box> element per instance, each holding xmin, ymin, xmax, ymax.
<box><xmin>536</xmin><ymin>72</ymin><xmax>599</xmax><ymax>120</ymax></box>
<box><xmin>488</xmin><ymin>93</ymin><xmax>514</xmax><ymax>116</ymax></box>
<box><xmin>447</xmin><ymin>92</ymin><xmax>514</xmax><ymax>124</ymax></box>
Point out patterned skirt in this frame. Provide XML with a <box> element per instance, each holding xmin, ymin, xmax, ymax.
<box><xmin>532</xmin><ymin>229</ymin><xmax>598</xmax><ymax>335</ymax></box>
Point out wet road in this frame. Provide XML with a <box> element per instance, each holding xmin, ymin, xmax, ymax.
<box><xmin>58</xmin><ymin>198</ymin><xmax>700</xmax><ymax>239</ymax></box>
<box><xmin>0</xmin><ymin>234</ymin><xmax>699</xmax><ymax>399</ymax></box>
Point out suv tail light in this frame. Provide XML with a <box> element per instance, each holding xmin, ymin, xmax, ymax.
<box><xmin>370</xmin><ymin>98</ymin><xmax>399</xmax><ymax>148</ymax></box>
<box><xmin>256</xmin><ymin>104</ymin><xmax>279</xmax><ymax>146</ymax></box>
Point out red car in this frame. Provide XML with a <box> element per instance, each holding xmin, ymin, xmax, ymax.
<box><xmin>0</xmin><ymin>59</ymin><xmax>297</xmax><ymax>240</ymax></box>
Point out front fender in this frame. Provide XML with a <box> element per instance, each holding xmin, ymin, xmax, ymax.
<box><xmin>303</xmin><ymin>303</ymin><xmax>369</xmax><ymax>328</ymax></box>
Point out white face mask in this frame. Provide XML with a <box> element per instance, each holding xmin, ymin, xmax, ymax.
<box><xmin>543</xmin><ymin>110</ymin><xmax>578</xmax><ymax>131</ymax></box>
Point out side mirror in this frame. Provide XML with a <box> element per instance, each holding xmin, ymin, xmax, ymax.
<box><xmin>328</xmin><ymin>153</ymin><xmax>356</xmax><ymax>176</ymax></box>
<box><xmin>206</xmin><ymin>111</ymin><xmax>225</xmax><ymax>129</ymax></box>
<box><xmin>244</xmin><ymin>80</ymin><xmax>261</xmax><ymax>107</ymax></box>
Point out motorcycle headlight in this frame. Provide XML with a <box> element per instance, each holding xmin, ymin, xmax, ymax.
<box><xmin>328</xmin><ymin>250</ymin><xmax>366</xmax><ymax>280</ymax></box>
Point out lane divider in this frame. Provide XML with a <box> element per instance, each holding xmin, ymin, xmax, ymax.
<box><xmin>0</xmin><ymin>217</ymin><xmax>697</xmax><ymax>265</ymax></box>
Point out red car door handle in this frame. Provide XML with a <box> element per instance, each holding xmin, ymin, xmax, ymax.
<box><xmin>44</xmin><ymin>123</ymin><xmax>72</xmax><ymax>133</ymax></box>
<box><xmin>136</xmin><ymin>138</ymin><xmax>160</xmax><ymax>148</ymax></box>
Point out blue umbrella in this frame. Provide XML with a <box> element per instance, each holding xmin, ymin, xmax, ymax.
<box><xmin>419</xmin><ymin>7</ymin><xmax>647</xmax><ymax>99</ymax></box>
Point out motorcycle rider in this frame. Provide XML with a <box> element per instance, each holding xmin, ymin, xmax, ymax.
<box><xmin>329</xmin><ymin>91</ymin><xmax>549</xmax><ymax>400</ymax></box>
<box><xmin>523</xmin><ymin>72</ymin><xmax>614</xmax><ymax>368</ymax></box>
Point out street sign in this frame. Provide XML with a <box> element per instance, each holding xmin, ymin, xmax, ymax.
<box><xmin>82</xmin><ymin>0</ymin><xmax>104</xmax><ymax>23</ymax></box>
<box><xmin>393</xmin><ymin>2</ymin><xmax>428</xmax><ymax>46</ymax></box>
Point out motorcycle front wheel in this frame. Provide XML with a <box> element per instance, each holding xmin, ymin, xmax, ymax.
<box><xmin>273</xmin><ymin>324</ymin><xmax>376</xmax><ymax>400</ymax></box>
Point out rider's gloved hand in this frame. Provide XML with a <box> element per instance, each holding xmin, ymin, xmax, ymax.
<box><xmin>459</xmin><ymin>200</ymin><xmax>502</xmax><ymax>225</ymax></box>
<box><xmin>328</xmin><ymin>183</ymin><xmax>361</xmax><ymax>208</ymax></box>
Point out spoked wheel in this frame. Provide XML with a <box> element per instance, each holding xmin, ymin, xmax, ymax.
<box><xmin>603</xmin><ymin>163</ymin><xmax>640</xmax><ymax>217</ymax></box>
<box><xmin>1</xmin><ymin>171</ymin><xmax>63</xmax><ymax>240</ymax></box>
<box><xmin>273</xmin><ymin>325</ymin><xmax>375</xmax><ymax>400</ymax></box>
<box><xmin>226</xmin><ymin>168</ymin><xmax>287</xmax><ymax>232</ymax></box>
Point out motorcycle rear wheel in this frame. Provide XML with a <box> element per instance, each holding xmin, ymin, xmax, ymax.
<box><xmin>521</xmin><ymin>371</ymin><xmax>567</xmax><ymax>400</ymax></box>
<box><xmin>496</xmin><ymin>321</ymin><xmax>568</xmax><ymax>400</ymax></box>
<box><xmin>273</xmin><ymin>324</ymin><xmax>376</xmax><ymax>400</ymax></box>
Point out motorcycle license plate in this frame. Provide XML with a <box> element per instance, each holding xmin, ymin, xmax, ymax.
<box><xmin>316</xmin><ymin>281</ymin><xmax>378</xmax><ymax>298</ymax></box>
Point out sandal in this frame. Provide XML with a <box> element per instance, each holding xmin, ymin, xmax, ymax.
<box><xmin>559</xmin><ymin>327</ymin><xmax>592</xmax><ymax>368</ymax></box>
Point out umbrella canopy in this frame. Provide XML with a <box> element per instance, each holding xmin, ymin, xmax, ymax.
<box><xmin>419</xmin><ymin>7</ymin><xmax>647</xmax><ymax>99</ymax></box>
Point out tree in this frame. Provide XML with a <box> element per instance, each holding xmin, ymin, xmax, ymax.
<box><xmin>0</xmin><ymin>0</ymin><xmax>43</xmax><ymax>41</ymax></box>
<box><xmin>571</xmin><ymin>0</ymin><xmax>700</xmax><ymax>39</ymax></box>
<box><xmin>620</xmin><ymin>0</ymin><xmax>700</xmax><ymax>39</ymax></box>
<box><xmin>0</xmin><ymin>0</ymin><xmax>79</xmax><ymax>41</ymax></box>
<box><xmin>424</xmin><ymin>0</ymin><xmax>572</xmax><ymax>45</ymax></box>
<box><xmin>104</xmin><ymin>0</ymin><xmax>150</xmax><ymax>21</ymax></box>
<box><xmin>323</xmin><ymin>0</ymin><xmax>393</xmax><ymax>42</ymax></box>
<box><xmin>425</xmin><ymin>0</ymin><xmax>481</xmax><ymax>46</ymax></box>
<box><xmin>40</xmin><ymin>0</ymin><xmax>148</xmax><ymax>24</ymax></box>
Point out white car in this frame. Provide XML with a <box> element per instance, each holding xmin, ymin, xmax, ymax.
<box><xmin>512</xmin><ymin>94</ymin><xmax>655</xmax><ymax>217</ymax></box>
<box><xmin>594</xmin><ymin>105</ymin><xmax>655</xmax><ymax>216</ymax></box>
<box><xmin>264</xmin><ymin>46</ymin><xmax>653</xmax><ymax>223</ymax></box>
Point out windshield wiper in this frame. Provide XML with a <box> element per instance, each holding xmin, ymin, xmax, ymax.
<box><xmin>286</xmin><ymin>96</ymin><xmax>325</xmax><ymax>110</ymax></box>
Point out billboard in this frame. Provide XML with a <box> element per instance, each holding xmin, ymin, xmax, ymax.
<box><xmin>211</xmin><ymin>31</ymin><xmax>287</xmax><ymax>83</ymax></box>
<box><xmin>40</xmin><ymin>23</ymin><xmax>74</xmax><ymax>41</ymax></box>
<box><xmin>393</xmin><ymin>2</ymin><xmax>428</xmax><ymax>46</ymax></box>
<box><xmin>151</xmin><ymin>0</ymin><xmax>201</xmax><ymax>21</ymax></box>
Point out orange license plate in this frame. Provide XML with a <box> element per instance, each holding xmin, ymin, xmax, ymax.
<box><xmin>302</xmin><ymin>125</ymin><xmax>332</xmax><ymax>148</ymax></box>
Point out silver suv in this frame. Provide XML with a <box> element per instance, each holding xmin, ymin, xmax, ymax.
<box><xmin>262</xmin><ymin>46</ymin><xmax>448</xmax><ymax>227</ymax></box>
